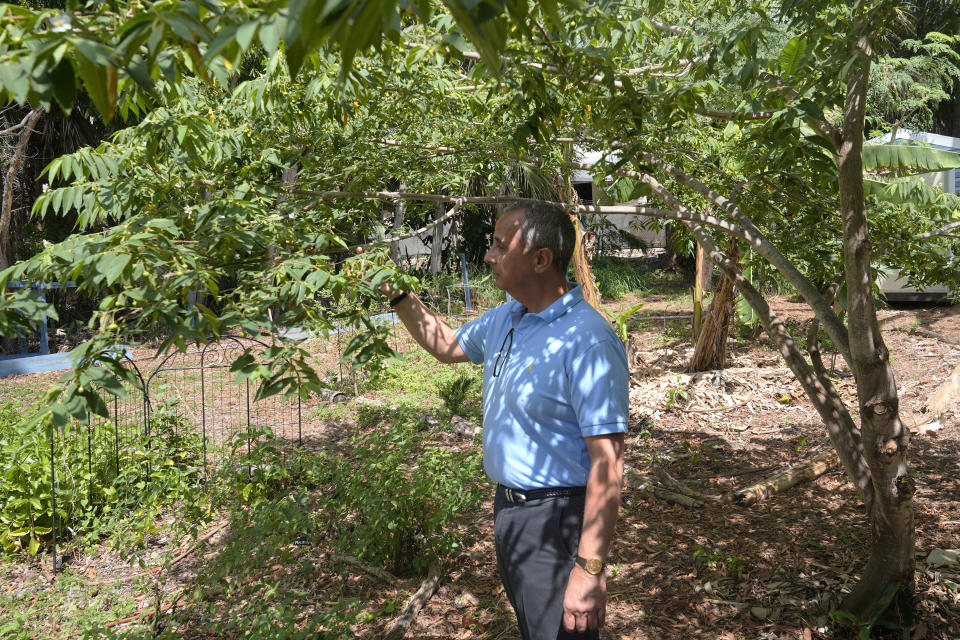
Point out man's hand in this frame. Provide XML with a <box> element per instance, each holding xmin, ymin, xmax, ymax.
<box><xmin>354</xmin><ymin>247</ymin><xmax>398</xmax><ymax>298</ymax></box>
<box><xmin>562</xmin><ymin>564</ymin><xmax>606</xmax><ymax>633</ymax></box>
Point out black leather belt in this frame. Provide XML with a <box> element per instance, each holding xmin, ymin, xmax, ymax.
<box><xmin>497</xmin><ymin>484</ymin><xmax>586</xmax><ymax>504</ymax></box>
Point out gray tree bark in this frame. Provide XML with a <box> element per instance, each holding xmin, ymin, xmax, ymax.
<box><xmin>430</xmin><ymin>200</ymin><xmax>443</xmax><ymax>273</ymax></box>
<box><xmin>389</xmin><ymin>180</ymin><xmax>406</xmax><ymax>264</ymax></box>
<box><xmin>1</xmin><ymin>107</ymin><xmax>43</xmax><ymax>271</ymax></box>
<box><xmin>834</xmin><ymin>37</ymin><xmax>915</xmax><ymax>622</ymax></box>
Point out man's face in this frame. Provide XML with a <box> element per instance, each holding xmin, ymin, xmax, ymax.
<box><xmin>485</xmin><ymin>210</ymin><xmax>537</xmax><ymax>293</ymax></box>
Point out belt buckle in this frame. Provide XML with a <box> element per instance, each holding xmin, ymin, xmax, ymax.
<box><xmin>504</xmin><ymin>487</ymin><xmax>526</xmax><ymax>504</ymax></box>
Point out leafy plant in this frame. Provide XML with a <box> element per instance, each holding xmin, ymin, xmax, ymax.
<box><xmin>664</xmin><ymin>376</ymin><xmax>689</xmax><ymax>409</ymax></box>
<box><xmin>605</xmin><ymin>302</ymin><xmax>644</xmax><ymax>343</ymax></box>
<box><xmin>0</xmin><ymin>396</ymin><xmax>209</xmax><ymax>558</ymax></box>
<box><xmin>829</xmin><ymin>582</ymin><xmax>904</xmax><ymax>640</ymax></box>
<box><xmin>436</xmin><ymin>370</ymin><xmax>480</xmax><ymax>416</ymax></box>
<box><xmin>692</xmin><ymin>544</ymin><xmax>748</xmax><ymax>580</ymax></box>
<box><xmin>321</xmin><ymin>405</ymin><xmax>485</xmax><ymax>575</ymax></box>
<box><xmin>591</xmin><ymin>256</ymin><xmax>650</xmax><ymax>300</ymax></box>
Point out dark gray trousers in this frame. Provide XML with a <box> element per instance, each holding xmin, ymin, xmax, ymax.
<box><xmin>493</xmin><ymin>486</ymin><xmax>600</xmax><ymax>640</ymax></box>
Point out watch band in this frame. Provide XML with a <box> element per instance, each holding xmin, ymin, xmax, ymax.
<box><xmin>575</xmin><ymin>556</ymin><xmax>605</xmax><ymax>575</ymax></box>
<box><xmin>389</xmin><ymin>291</ymin><xmax>410</xmax><ymax>307</ymax></box>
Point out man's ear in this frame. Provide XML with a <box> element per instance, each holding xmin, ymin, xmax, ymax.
<box><xmin>532</xmin><ymin>247</ymin><xmax>555</xmax><ymax>274</ymax></box>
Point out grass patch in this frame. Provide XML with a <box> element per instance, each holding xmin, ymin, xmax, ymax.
<box><xmin>0</xmin><ymin>376</ymin><xmax>50</xmax><ymax>409</ymax></box>
<box><xmin>0</xmin><ymin>560</ymin><xmax>137</xmax><ymax>639</ymax></box>
<box><xmin>592</xmin><ymin>256</ymin><xmax>651</xmax><ymax>300</ymax></box>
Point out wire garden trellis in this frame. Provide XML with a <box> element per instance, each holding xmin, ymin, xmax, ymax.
<box><xmin>44</xmin><ymin>289</ymin><xmax>500</xmax><ymax>574</ymax></box>
<box><xmin>47</xmin><ymin>336</ymin><xmax>303</xmax><ymax>574</ymax></box>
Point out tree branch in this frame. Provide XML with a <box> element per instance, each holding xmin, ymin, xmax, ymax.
<box><xmin>915</xmin><ymin>220</ymin><xmax>960</xmax><ymax>240</ymax></box>
<box><xmin>648</xmin><ymin>18</ymin><xmax>689</xmax><ymax>35</ymax></box>
<box><xmin>1</xmin><ymin>107</ymin><xmax>43</xmax><ymax>270</ymax></box>
<box><xmin>0</xmin><ymin>110</ymin><xmax>39</xmax><ymax>136</ymax></box>
<box><xmin>634</xmin><ymin>150</ymin><xmax>852</xmax><ymax>366</ymax></box>
<box><xmin>694</xmin><ymin>107</ymin><xmax>780</xmax><ymax>121</ymax></box>
<box><xmin>681</xmin><ymin>211</ymin><xmax>874</xmax><ymax>508</ymax></box>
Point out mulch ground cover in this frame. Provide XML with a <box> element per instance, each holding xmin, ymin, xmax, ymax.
<box><xmin>1</xmin><ymin>296</ymin><xmax>958</xmax><ymax>639</ymax></box>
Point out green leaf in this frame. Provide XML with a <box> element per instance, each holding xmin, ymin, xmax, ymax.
<box><xmin>83</xmin><ymin>366</ymin><xmax>128</xmax><ymax>398</ymax></box>
<box><xmin>70</xmin><ymin>37</ymin><xmax>111</xmax><ymax>66</ymax></box>
<box><xmin>867</xmin><ymin>582</ymin><xmax>901</xmax><ymax>626</ymax></box>
<box><xmin>70</xmin><ymin>39</ymin><xmax>115</xmax><ymax>120</ymax></box>
<box><xmin>98</xmin><ymin>253</ymin><xmax>130</xmax><ymax>285</ymax></box>
<box><xmin>259</xmin><ymin>14</ymin><xmax>284</xmax><ymax>54</ymax></box>
<box><xmin>203</xmin><ymin>23</ymin><xmax>241</xmax><ymax>65</ymax></box>
<box><xmin>735</xmin><ymin>295</ymin><xmax>758</xmax><ymax>326</ymax></box>
<box><xmin>50</xmin><ymin>58</ymin><xmax>76</xmax><ymax>113</ymax></box>
<box><xmin>0</xmin><ymin>59</ymin><xmax>30</xmax><ymax>105</ymax></box>
<box><xmin>236</xmin><ymin>21</ymin><xmax>259</xmax><ymax>51</ymax></box>
<box><xmin>863</xmin><ymin>145</ymin><xmax>960</xmax><ymax>174</ymax></box>
<box><xmin>864</xmin><ymin>177</ymin><xmax>960</xmax><ymax>208</ymax></box>
<box><xmin>828</xmin><ymin>609</ymin><xmax>861</xmax><ymax>626</ymax></box>
<box><xmin>778</xmin><ymin>36</ymin><xmax>807</xmax><ymax>77</ymax></box>
<box><xmin>367</xmin><ymin>267</ymin><xmax>393</xmax><ymax>291</ymax></box>
<box><xmin>445</xmin><ymin>0</ymin><xmax>508</xmax><ymax>72</ymax></box>
<box><xmin>125</xmin><ymin>54</ymin><xmax>153</xmax><ymax>92</ymax></box>
<box><xmin>441</xmin><ymin>32</ymin><xmax>471</xmax><ymax>53</ymax></box>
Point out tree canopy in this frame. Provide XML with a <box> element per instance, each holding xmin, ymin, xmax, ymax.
<box><xmin>2</xmin><ymin>0</ymin><xmax>960</xmax><ymax>627</ymax></box>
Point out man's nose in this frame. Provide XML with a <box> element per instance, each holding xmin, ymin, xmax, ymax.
<box><xmin>484</xmin><ymin>249</ymin><xmax>494</xmax><ymax>264</ymax></box>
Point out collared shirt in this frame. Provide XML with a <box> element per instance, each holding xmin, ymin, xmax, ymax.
<box><xmin>455</xmin><ymin>284</ymin><xmax>629</xmax><ymax>489</ymax></box>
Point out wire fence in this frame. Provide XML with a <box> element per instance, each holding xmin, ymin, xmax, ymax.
<box><xmin>45</xmin><ymin>292</ymin><xmax>500</xmax><ymax>572</ymax></box>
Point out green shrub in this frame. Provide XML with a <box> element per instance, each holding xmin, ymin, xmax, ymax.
<box><xmin>0</xmin><ymin>398</ymin><xmax>208</xmax><ymax>556</ymax></box>
<box><xmin>220</xmin><ymin>411</ymin><xmax>484</xmax><ymax>577</ymax></box>
<box><xmin>592</xmin><ymin>256</ymin><xmax>650</xmax><ymax>299</ymax></box>
<box><xmin>436</xmin><ymin>369</ymin><xmax>481</xmax><ymax>417</ymax></box>
<box><xmin>321</xmin><ymin>405</ymin><xmax>485</xmax><ymax>575</ymax></box>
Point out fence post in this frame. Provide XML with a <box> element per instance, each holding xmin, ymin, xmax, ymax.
<box><xmin>143</xmin><ymin>380</ymin><xmax>151</xmax><ymax>477</ymax></box>
<box><xmin>87</xmin><ymin>425</ymin><xmax>93</xmax><ymax>507</ymax></box>
<box><xmin>113</xmin><ymin>396</ymin><xmax>119</xmax><ymax>479</ymax></box>
<box><xmin>201</xmin><ymin>347</ymin><xmax>208</xmax><ymax>478</ymax></box>
<box><xmin>460</xmin><ymin>253</ymin><xmax>472</xmax><ymax>311</ymax></box>
<box><xmin>49</xmin><ymin>424</ymin><xmax>57</xmax><ymax>576</ymax></box>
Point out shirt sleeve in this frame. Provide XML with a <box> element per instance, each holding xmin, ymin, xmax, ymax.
<box><xmin>455</xmin><ymin>312</ymin><xmax>492</xmax><ymax>365</ymax></box>
<box><xmin>568</xmin><ymin>339</ymin><xmax>630</xmax><ymax>437</ymax></box>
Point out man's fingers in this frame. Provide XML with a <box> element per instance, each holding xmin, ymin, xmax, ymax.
<box><xmin>563</xmin><ymin>611</ymin><xmax>576</xmax><ymax>632</ymax></box>
<box><xmin>576</xmin><ymin>611</ymin><xmax>588</xmax><ymax>633</ymax></box>
<box><xmin>589</xmin><ymin>610</ymin><xmax>602</xmax><ymax>631</ymax></box>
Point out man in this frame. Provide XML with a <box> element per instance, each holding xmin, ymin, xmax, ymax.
<box><xmin>381</xmin><ymin>200</ymin><xmax>628</xmax><ymax>639</ymax></box>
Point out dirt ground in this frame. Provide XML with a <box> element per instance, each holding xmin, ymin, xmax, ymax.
<box><xmin>389</xmin><ymin>297</ymin><xmax>960</xmax><ymax>640</ymax></box>
<box><xmin>2</xmin><ymin>296</ymin><xmax>958</xmax><ymax>639</ymax></box>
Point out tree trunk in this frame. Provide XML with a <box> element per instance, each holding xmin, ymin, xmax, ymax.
<box><xmin>641</xmin><ymin>171</ymin><xmax>873</xmax><ymax>502</ymax></box>
<box><xmin>430</xmin><ymin>201</ymin><xmax>443</xmax><ymax>273</ymax></box>
<box><xmin>689</xmin><ymin>243</ymin><xmax>739</xmax><ymax>372</ymax></box>
<box><xmin>1</xmin><ymin>107</ymin><xmax>43</xmax><ymax>271</ymax></box>
<box><xmin>571</xmin><ymin>214</ymin><xmax>600</xmax><ymax>309</ymax></box>
<box><xmin>691</xmin><ymin>240</ymin><xmax>711</xmax><ymax>341</ymax></box>
<box><xmin>390</xmin><ymin>181</ymin><xmax>406</xmax><ymax>264</ymax></box>
<box><xmin>556</xmin><ymin>160</ymin><xmax>601</xmax><ymax>310</ymax></box>
<box><xmin>836</xmin><ymin>39</ymin><xmax>915</xmax><ymax>623</ymax></box>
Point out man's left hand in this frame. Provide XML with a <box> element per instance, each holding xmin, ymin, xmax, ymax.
<box><xmin>562</xmin><ymin>563</ymin><xmax>606</xmax><ymax>633</ymax></box>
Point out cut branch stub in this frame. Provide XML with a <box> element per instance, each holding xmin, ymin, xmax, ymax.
<box><xmin>731</xmin><ymin>450</ymin><xmax>840</xmax><ymax>505</ymax></box>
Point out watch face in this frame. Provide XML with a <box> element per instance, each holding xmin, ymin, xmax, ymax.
<box><xmin>585</xmin><ymin>558</ymin><xmax>603</xmax><ymax>574</ymax></box>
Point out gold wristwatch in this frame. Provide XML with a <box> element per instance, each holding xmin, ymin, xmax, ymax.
<box><xmin>575</xmin><ymin>556</ymin><xmax>605</xmax><ymax>575</ymax></box>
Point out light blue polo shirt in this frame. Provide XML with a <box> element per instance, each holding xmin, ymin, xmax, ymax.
<box><xmin>455</xmin><ymin>285</ymin><xmax>629</xmax><ymax>490</ymax></box>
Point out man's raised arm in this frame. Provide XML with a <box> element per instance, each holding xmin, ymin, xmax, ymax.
<box><xmin>382</xmin><ymin>286</ymin><xmax>470</xmax><ymax>364</ymax></box>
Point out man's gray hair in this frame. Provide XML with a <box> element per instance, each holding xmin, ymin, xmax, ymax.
<box><xmin>502</xmin><ymin>199</ymin><xmax>576</xmax><ymax>275</ymax></box>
